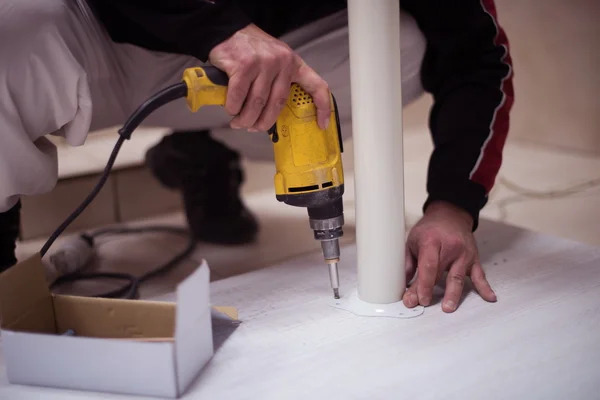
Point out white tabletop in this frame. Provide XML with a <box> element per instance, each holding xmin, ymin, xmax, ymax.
<box><xmin>1</xmin><ymin>219</ymin><xmax>600</xmax><ymax>400</ymax></box>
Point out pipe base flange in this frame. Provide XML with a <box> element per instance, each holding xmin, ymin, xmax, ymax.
<box><xmin>330</xmin><ymin>289</ymin><xmax>424</xmax><ymax>318</ymax></box>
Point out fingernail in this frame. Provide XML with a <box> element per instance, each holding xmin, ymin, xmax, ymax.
<box><xmin>248</xmin><ymin>128</ymin><xmax>258</xmax><ymax>132</ymax></box>
<box><xmin>443</xmin><ymin>300</ymin><xmax>456</xmax><ymax>311</ymax></box>
<box><xmin>403</xmin><ymin>292</ymin><xmax>414</xmax><ymax>307</ymax></box>
<box><xmin>421</xmin><ymin>296</ymin><xmax>431</xmax><ymax>306</ymax></box>
<box><xmin>323</xmin><ymin>118</ymin><xmax>330</xmax><ymax>130</ymax></box>
<box><xmin>409</xmin><ymin>291</ymin><xmax>418</xmax><ymax>306</ymax></box>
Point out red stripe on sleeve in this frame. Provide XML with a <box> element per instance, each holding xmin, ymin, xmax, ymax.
<box><xmin>469</xmin><ymin>0</ymin><xmax>515</xmax><ymax>193</ymax></box>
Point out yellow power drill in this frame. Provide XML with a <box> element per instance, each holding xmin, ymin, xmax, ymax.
<box><xmin>40</xmin><ymin>65</ymin><xmax>345</xmax><ymax>300</ymax></box>
<box><xmin>184</xmin><ymin>66</ymin><xmax>345</xmax><ymax>299</ymax></box>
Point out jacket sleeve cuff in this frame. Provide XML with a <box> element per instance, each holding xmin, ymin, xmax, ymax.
<box><xmin>184</xmin><ymin>2</ymin><xmax>253</xmax><ymax>62</ymax></box>
<box><xmin>422</xmin><ymin>180</ymin><xmax>488</xmax><ymax>232</ymax></box>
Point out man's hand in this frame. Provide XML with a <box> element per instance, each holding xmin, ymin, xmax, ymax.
<box><xmin>402</xmin><ymin>201</ymin><xmax>497</xmax><ymax>313</ymax></box>
<box><xmin>208</xmin><ymin>24</ymin><xmax>331</xmax><ymax>132</ymax></box>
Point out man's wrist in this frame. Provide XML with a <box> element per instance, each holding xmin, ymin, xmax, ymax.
<box><xmin>424</xmin><ymin>200</ymin><xmax>474</xmax><ymax>230</ymax></box>
<box><xmin>422</xmin><ymin>181</ymin><xmax>487</xmax><ymax>231</ymax></box>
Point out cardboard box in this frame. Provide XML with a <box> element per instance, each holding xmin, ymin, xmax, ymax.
<box><xmin>0</xmin><ymin>254</ymin><xmax>237</xmax><ymax>398</ymax></box>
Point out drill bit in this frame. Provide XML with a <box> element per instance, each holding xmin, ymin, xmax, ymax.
<box><xmin>328</xmin><ymin>260</ymin><xmax>340</xmax><ymax>299</ymax></box>
<box><xmin>313</xmin><ymin>220</ymin><xmax>343</xmax><ymax>299</ymax></box>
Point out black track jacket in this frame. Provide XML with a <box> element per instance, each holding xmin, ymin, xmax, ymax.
<box><xmin>87</xmin><ymin>0</ymin><xmax>514</xmax><ymax>230</ymax></box>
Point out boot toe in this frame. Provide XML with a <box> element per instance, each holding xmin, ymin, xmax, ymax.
<box><xmin>187</xmin><ymin>210</ymin><xmax>259</xmax><ymax>245</ymax></box>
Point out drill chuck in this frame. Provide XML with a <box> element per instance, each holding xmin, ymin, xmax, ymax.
<box><xmin>307</xmin><ymin>198</ymin><xmax>344</xmax><ymax>299</ymax></box>
<box><xmin>278</xmin><ymin>186</ymin><xmax>344</xmax><ymax>257</ymax></box>
<box><xmin>309</xmin><ymin>214</ymin><xmax>344</xmax><ymax>248</ymax></box>
<box><xmin>308</xmin><ymin>198</ymin><xmax>344</xmax><ymax>260</ymax></box>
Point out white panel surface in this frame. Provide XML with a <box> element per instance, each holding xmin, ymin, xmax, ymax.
<box><xmin>1</xmin><ymin>220</ymin><xmax>600</xmax><ymax>400</ymax></box>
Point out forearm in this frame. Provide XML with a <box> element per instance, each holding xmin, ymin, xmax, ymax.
<box><xmin>424</xmin><ymin>79</ymin><xmax>512</xmax><ymax>229</ymax></box>
<box><xmin>403</xmin><ymin>0</ymin><xmax>514</xmax><ymax>230</ymax></box>
<box><xmin>86</xmin><ymin>0</ymin><xmax>252</xmax><ymax>61</ymax></box>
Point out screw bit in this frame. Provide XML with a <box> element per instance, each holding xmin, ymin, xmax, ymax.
<box><xmin>328</xmin><ymin>261</ymin><xmax>340</xmax><ymax>299</ymax></box>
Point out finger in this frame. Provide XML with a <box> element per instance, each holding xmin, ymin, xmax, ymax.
<box><xmin>471</xmin><ymin>262</ymin><xmax>497</xmax><ymax>302</ymax></box>
<box><xmin>442</xmin><ymin>259</ymin><xmax>469</xmax><ymax>313</ymax></box>
<box><xmin>402</xmin><ymin>282</ymin><xmax>419</xmax><ymax>308</ymax></box>
<box><xmin>292</xmin><ymin>62</ymin><xmax>331</xmax><ymax>129</ymax></box>
<box><xmin>225</xmin><ymin>68</ymin><xmax>258</xmax><ymax>118</ymax></box>
<box><xmin>252</xmin><ymin>71</ymin><xmax>292</xmax><ymax>131</ymax></box>
<box><xmin>415</xmin><ymin>240</ymin><xmax>441</xmax><ymax>306</ymax></box>
<box><xmin>231</xmin><ymin>70</ymin><xmax>276</xmax><ymax>129</ymax></box>
<box><xmin>405</xmin><ymin>247</ymin><xmax>417</xmax><ymax>284</ymax></box>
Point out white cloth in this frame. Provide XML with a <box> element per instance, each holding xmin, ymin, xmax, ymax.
<box><xmin>0</xmin><ymin>0</ymin><xmax>426</xmax><ymax>212</ymax></box>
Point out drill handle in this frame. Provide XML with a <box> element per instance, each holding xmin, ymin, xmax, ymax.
<box><xmin>182</xmin><ymin>66</ymin><xmax>230</xmax><ymax>112</ymax></box>
<box><xmin>202</xmin><ymin>66</ymin><xmax>229</xmax><ymax>86</ymax></box>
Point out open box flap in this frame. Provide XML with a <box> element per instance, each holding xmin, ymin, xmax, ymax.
<box><xmin>212</xmin><ymin>306</ymin><xmax>238</xmax><ymax>320</ymax></box>
<box><xmin>0</xmin><ymin>254</ymin><xmax>55</xmax><ymax>332</ymax></box>
<box><xmin>174</xmin><ymin>260</ymin><xmax>211</xmax><ymax>334</ymax></box>
<box><xmin>174</xmin><ymin>259</ymin><xmax>214</xmax><ymax>394</ymax></box>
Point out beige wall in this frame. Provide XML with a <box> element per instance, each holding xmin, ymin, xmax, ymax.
<box><xmin>495</xmin><ymin>0</ymin><xmax>600</xmax><ymax>154</ymax></box>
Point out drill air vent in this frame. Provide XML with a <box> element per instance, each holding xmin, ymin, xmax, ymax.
<box><xmin>292</xmin><ymin>84</ymin><xmax>313</xmax><ymax>106</ymax></box>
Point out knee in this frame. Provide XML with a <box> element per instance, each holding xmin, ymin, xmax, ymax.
<box><xmin>400</xmin><ymin>10</ymin><xmax>427</xmax><ymax>104</ymax></box>
<box><xmin>3</xmin><ymin>0</ymin><xmax>66</xmax><ymax>21</ymax></box>
<box><xmin>0</xmin><ymin>0</ymin><xmax>67</xmax><ymax>39</ymax></box>
<box><xmin>1</xmin><ymin>1</ymin><xmax>91</xmax><ymax>145</ymax></box>
<box><xmin>400</xmin><ymin>11</ymin><xmax>426</xmax><ymax>66</ymax></box>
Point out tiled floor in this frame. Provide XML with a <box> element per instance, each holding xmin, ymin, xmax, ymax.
<box><xmin>395</xmin><ymin>127</ymin><xmax>600</xmax><ymax>247</ymax></box>
<box><xmin>16</xmin><ymin>108</ymin><xmax>600</xmax><ymax>296</ymax></box>
<box><xmin>483</xmin><ymin>142</ymin><xmax>600</xmax><ymax>245</ymax></box>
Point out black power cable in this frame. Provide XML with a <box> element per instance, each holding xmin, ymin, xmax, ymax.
<box><xmin>50</xmin><ymin>226</ymin><xmax>196</xmax><ymax>299</ymax></box>
<box><xmin>41</xmin><ymin>82</ymin><xmax>192</xmax><ymax>300</ymax></box>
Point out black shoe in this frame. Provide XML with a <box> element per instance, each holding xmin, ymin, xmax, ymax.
<box><xmin>145</xmin><ymin>130</ymin><xmax>259</xmax><ymax>245</ymax></box>
<box><xmin>0</xmin><ymin>201</ymin><xmax>21</xmax><ymax>273</ymax></box>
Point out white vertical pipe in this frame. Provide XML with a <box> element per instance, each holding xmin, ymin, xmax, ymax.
<box><xmin>348</xmin><ymin>0</ymin><xmax>405</xmax><ymax>304</ymax></box>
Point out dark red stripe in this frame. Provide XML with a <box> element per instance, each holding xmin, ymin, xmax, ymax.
<box><xmin>470</xmin><ymin>0</ymin><xmax>515</xmax><ymax>193</ymax></box>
